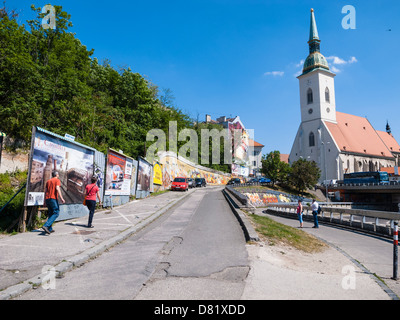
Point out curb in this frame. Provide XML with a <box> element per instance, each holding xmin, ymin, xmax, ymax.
<box><xmin>0</xmin><ymin>190</ymin><xmax>193</xmax><ymax>300</ymax></box>
<box><xmin>222</xmin><ymin>188</ymin><xmax>259</xmax><ymax>242</ymax></box>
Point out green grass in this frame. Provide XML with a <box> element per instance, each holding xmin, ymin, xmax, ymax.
<box><xmin>150</xmin><ymin>189</ymin><xmax>170</xmax><ymax>197</ymax></box>
<box><xmin>249</xmin><ymin>214</ymin><xmax>328</xmax><ymax>253</ymax></box>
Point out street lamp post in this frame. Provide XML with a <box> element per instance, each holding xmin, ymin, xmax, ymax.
<box><xmin>322</xmin><ymin>141</ymin><xmax>330</xmax><ymax>202</ymax></box>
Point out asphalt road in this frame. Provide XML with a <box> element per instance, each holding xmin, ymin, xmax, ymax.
<box><xmin>16</xmin><ymin>187</ymin><xmax>249</xmax><ymax>300</ymax></box>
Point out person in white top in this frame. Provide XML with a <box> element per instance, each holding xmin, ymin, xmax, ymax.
<box><xmin>311</xmin><ymin>199</ymin><xmax>319</xmax><ymax>228</ymax></box>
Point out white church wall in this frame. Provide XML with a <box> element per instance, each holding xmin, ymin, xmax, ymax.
<box><xmin>289</xmin><ymin>120</ymin><xmax>341</xmax><ymax>183</ymax></box>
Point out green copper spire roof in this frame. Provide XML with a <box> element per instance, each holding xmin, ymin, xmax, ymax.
<box><xmin>309</xmin><ymin>8</ymin><xmax>319</xmax><ymax>42</ymax></box>
<box><xmin>302</xmin><ymin>9</ymin><xmax>330</xmax><ymax>75</ymax></box>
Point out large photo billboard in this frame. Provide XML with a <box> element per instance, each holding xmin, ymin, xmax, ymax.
<box><xmin>104</xmin><ymin>149</ymin><xmax>133</xmax><ymax>196</ymax></box>
<box><xmin>25</xmin><ymin>127</ymin><xmax>94</xmax><ymax>206</ymax></box>
<box><xmin>137</xmin><ymin>157</ymin><xmax>152</xmax><ymax>192</ymax></box>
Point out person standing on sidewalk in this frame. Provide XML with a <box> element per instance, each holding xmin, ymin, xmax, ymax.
<box><xmin>42</xmin><ymin>171</ymin><xmax>65</xmax><ymax>234</ymax></box>
<box><xmin>311</xmin><ymin>199</ymin><xmax>319</xmax><ymax>228</ymax></box>
<box><xmin>84</xmin><ymin>176</ymin><xmax>102</xmax><ymax>228</ymax></box>
<box><xmin>296</xmin><ymin>199</ymin><xmax>303</xmax><ymax>228</ymax></box>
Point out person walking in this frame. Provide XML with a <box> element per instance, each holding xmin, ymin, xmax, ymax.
<box><xmin>42</xmin><ymin>171</ymin><xmax>65</xmax><ymax>234</ymax></box>
<box><xmin>84</xmin><ymin>176</ymin><xmax>102</xmax><ymax>228</ymax></box>
<box><xmin>296</xmin><ymin>199</ymin><xmax>303</xmax><ymax>228</ymax></box>
<box><xmin>311</xmin><ymin>199</ymin><xmax>319</xmax><ymax>228</ymax></box>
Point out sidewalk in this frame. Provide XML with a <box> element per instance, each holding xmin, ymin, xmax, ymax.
<box><xmin>250</xmin><ymin>208</ymin><xmax>399</xmax><ymax>300</ymax></box>
<box><xmin>0</xmin><ymin>189</ymin><xmax>194</xmax><ymax>300</ymax></box>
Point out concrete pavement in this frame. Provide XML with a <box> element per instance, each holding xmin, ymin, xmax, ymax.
<box><xmin>257</xmin><ymin>208</ymin><xmax>400</xmax><ymax>300</ymax></box>
<box><xmin>0</xmin><ymin>188</ymin><xmax>195</xmax><ymax>300</ymax></box>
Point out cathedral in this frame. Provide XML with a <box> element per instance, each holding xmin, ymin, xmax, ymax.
<box><xmin>289</xmin><ymin>9</ymin><xmax>400</xmax><ymax>182</ymax></box>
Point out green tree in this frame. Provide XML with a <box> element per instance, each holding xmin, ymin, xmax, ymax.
<box><xmin>0</xmin><ymin>12</ymin><xmax>41</xmax><ymax>143</ymax></box>
<box><xmin>289</xmin><ymin>158</ymin><xmax>321</xmax><ymax>194</ymax></box>
<box><xmin>261</xmin><ymin>151</ymin><xmax>291</xmax><ymax>185</ymax></box>
<box><xmin>0</xmin><ymin>3</ymin><xmax>232</xmax><ymax>172</ymax></box>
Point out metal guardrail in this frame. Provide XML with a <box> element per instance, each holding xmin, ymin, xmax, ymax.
<box><xmin>264</xmin><ymin>203</ymin><xmax>400</xmax><ymax>237</ymax></box>
<box><xmin>326</xmin><ymin>181</ymin><xmax>400</xmax><ymax>188</ymax></box>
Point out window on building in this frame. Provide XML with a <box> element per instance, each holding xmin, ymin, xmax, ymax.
<box><xmin>309</xmin><ymin>132</ymin><xmax>315</xmax><ymax>147</ymax></box>
<box><xmin>307</xmin><ymin>88</ymin><xmax>313</xmax><ymax>104</ymax></box>
<box><xmin>325</xmin><ymin>87</ymin><xmax>330</xmax><ymax>103</ymax></box>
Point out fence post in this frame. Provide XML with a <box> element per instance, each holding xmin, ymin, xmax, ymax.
<box><xmin>393</xmin><ymin>221</ymin><xmax>398</xmax><ymax>280</ymax></box>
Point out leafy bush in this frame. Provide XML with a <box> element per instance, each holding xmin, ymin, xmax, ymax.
<box><xmin>0</xmin><ymin>170</ymin><xmax>27</xmax><ymax>232</ymax></box>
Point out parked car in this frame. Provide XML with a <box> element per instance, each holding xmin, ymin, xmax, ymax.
<box><xmin>171</xmin><ymin>177</ymin><xmax>188</xmax><ymax>191</ymax></box>
<box><xmin>187</xmin><ymin>178</ymin><xmax>195</xmax><ymax>188</ymax></box>
<box><xmin>194</xmin><ymin>178</ymin><xmax>206</xmax><ymax>187</ymax></box>
<box><xmin>227</xmin><ymin>178</ymin><xmax>242</xmax><ymax>185</ymax></box>
<box><xmin>259</xmin><ymin>177</ymin><xmax>271</xmax><ymax>183</ymax></box>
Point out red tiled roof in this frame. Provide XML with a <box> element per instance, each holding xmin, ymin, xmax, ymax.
<box><xmin>377</xmin><ymin>130</ymin><xmax>400</xmax><ymax>153</ymax></box>
<box><xmin>248</xmin><ymin>139</ymin><xmax>264</xmax><ymax>147</ymax></box>
<box><xmin>280</xmin><ymin>154</ymin><xmax>289</xmax><ymax>163</ymax></box>
<box><xmin>324</xmin><ymin>112</ymin><xmax>394</xmax><ymax>158</ymax></box>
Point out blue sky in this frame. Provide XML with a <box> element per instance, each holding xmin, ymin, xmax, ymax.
<box><xmin>10</xmin><ymin>0</ymin><xmax>400</xmax><ymax>155</ymax></box>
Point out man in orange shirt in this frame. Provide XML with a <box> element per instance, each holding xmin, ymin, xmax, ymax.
<box><xmin>42</xmin><ymin>171</ymin><xmax>65</xmax><ymax>234</ymax></box>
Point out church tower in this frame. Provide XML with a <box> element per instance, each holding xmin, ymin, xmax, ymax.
<box><xmin>297</xmin><ymin>9</ymin><xmax>337</xmax><ymax>124</ymax></box>
<box><xmin>290</xmin><ymin>9</ymin><xmax>399</xmax><ymax>184</ymax></box>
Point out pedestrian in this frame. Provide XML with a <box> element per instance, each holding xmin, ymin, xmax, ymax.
<box><xmin>84</xmin><ymin>176</ymin><xmax>102</xmax><ymax>228</ymax></box>
<box><xmin>311</xmin><ymin>199</ymin><xmax>319</xmax><ymax>228</ymax></box>
<box><xmin>296</xmin><ymin>199</ymin><xmax>303</xmax><ymax>228</ymax></box>
<box><xmin>42</xmin><ymin>171</ymin><xmax>65</xmax><ymax>234</ymax></box>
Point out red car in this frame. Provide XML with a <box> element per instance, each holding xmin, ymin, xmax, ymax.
<box><xmin>171</xmin><ymin>177</ymin><xmax>188</xmax><ymax>191</ymax></box>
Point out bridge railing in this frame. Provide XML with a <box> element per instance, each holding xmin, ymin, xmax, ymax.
<box><xmin>328</xmin><ymin>181</ymin><xmax>400</xmax><ymax>188</ymax></box>
<box><xmin>264</xmin><ymin>203</ymin><xmax>400</xmax><ymax>238</ymax></box>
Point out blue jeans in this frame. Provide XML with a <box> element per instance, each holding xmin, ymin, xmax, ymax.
<box><xmin>44</xmin><ymin>198</ymin><xmax>60</xmax><ymax>231</ymax></box>
<box><xmin>86</xmin><ymin>200</ymin><xmax>96</xmax><ymax>227</ymax></box>
<box><xmin>312</xmin><ymin>210</ymin><xmax>319</xmax><ymax>228</ymax></box>
<box><xmin>297</xmin><ymin>213</ymin><xmax>303</xmax><ymax>224</ymax></box>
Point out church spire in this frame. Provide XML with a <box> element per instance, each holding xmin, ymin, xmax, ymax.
<box><xmin>302</xmin><ymin>8</ymin><xmax>330</xmax><ymax>74</ymax></box>
<box><xmin>386</xmin><ymin>121</ymin><xmax>392</xmax><ymax>134</ymax></box>
<box><xmin>308</xmin><ymin>9</ymin><xmax>321</xmax><ymax>54</ymax></box>
<box><xmin>309</xmin><ymin>9</ymin><xmax>319</xmax><ymax>42</ymax></box>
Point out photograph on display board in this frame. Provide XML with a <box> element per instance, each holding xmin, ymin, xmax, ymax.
<box><xmin>137</xmin><ymin>158</ymin><xmax>152</xmax><ymax>192</ymax></box>
<box><xmin>25</xmin><ymin>128</ymin><xmax>94</xmax><ymax>206</ymax></box>
<box><xmin>130</xmin><ymin>159</ymin><xmax>138</xmax><ymax>196</ymax></box>
<box><xmin>104</xmin><ymin>150</ymin><xmax>132</xmax><ymax>196</ymax></box>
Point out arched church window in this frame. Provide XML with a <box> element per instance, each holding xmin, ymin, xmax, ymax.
<box><xmin>309</xmin><ymin>132</ymin><xmax>315</xmax><ymax>147</ymax></box>
<box><xmin>307</xmin><ymin>88</ymin><xmax>313</xmax><ymax>104</ymax></box>
<box><xmin>325</xmin><ymin>87</ymin><xmax>330</xmax><ymax>103</ymax></box>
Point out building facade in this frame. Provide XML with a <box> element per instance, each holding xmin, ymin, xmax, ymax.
<box><xmin>248</xmin><ymin>139</ymin><xmax>264</xmax><ymax>176</ymax></box>
<box><xmin>205</xmin><ymin>115</ymin><xmax>264</xmax><ymax>176</ymax></box>
<box><xmin>289</xmin><ymin>9</ymin><xmax>399</xmax><ymax>182</ymax></box>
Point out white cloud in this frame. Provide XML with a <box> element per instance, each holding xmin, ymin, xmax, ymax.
<box><xmin>264</xmin><ymin>71</ymin><xmax>284</xmax><ymax>77</ymax></box>
<box><xmin>348</xmin><ymin>56</ymin><xmax>358</xmax><ymax>64</ymax></box>
<box><xmin>295</xmin><ymin>59</ymin><xmax>304</xmax><ymax>68</ymax></box>
<box><xmin>326</xmin><ymin>55</ymin><xmax>358</xmax><ymax>73</ymax></box>
<box><xmin>331</xmin><ymin>65</ymin><xmax>341</xmax><ymax>73</ymax></box>
<box><xmin>326</xmin><ymin>56</ymin><xmax>347</xmax><ymax>65</ymax></box>
<box><xmin>293</xmin><ymin>60</ymin><xmax>304</xmax><ymax>77</ymax></box>
<box><xmin>294</xmin><ymin>69</ymin><xmax>302</xmax><ymax>77</ymax></box>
